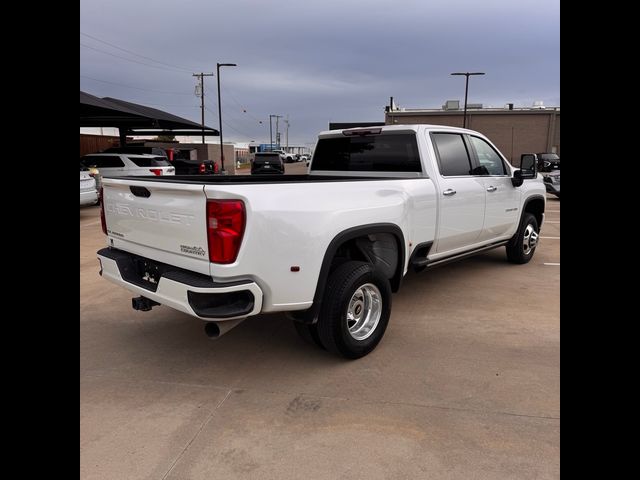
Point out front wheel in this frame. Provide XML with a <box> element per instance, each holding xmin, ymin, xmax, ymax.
<box><xmin>317</xmin><ymin>261</ymin><xmax>391</xmax><ymax>359</ymax></box>
<box><xmin>506</xmin><ymin>213</ymin><xmax>539</xmax><ymax>264</ymax></box>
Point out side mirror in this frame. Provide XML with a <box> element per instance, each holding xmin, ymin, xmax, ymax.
<box><xmin>512</xmin><ymin>153</ymin><xmax>538</xmax><ymax>187</ymax></box>
<box><xmin>520</xmin><ymin>153</ymin><xmax>537</xmax><ymax>172</ymax></box>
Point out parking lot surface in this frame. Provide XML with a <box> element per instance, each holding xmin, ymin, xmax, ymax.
<box><xmin>80</xmin><ymin>194</ymin><xmax>560</xmax><ymax>479</ymax></box>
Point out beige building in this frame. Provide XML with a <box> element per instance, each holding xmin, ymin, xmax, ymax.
<box><xmin>385</xmin><ymin>104</ymin><xmax>560</xmax><ymax>165</ymax></box>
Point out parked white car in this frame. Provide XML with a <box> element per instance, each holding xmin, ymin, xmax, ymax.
<box><xmin>80</xmin><ymin>169</ymin><xmax>98</xmax><ymax>206</ymax></box>
<box><xmin>272</xmin><ymin>149</ymin><xmax>298</xmax><ymax>163</ymax></box>
<box><xmin>80</xmin><ymin>153</ymin><xmax>176</xmax><ymax>177</ymax></box>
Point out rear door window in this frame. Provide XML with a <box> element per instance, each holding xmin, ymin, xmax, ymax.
<box><xmin>311</xmin><ymin>133</ymin><xmax>421</xmax><ymax>172</ymax></box>
<box><xmin>431</xmin><ymin>133</ymin><xmax>473</xmax><ymax>176</ymax></box>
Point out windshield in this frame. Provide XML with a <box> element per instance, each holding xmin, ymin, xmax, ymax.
<box><xmin>539</xmin><ymin>154</ymin><xmax>559</xmax><ymax>161</ymax></box>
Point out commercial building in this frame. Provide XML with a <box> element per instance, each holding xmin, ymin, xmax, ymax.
<box><xmin>384</xmin><ymin>101</ymin><xmax>560</xmax><ymax>164</ymax></box>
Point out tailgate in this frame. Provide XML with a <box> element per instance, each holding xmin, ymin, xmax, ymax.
<box><xmin>102</xmin><ymin>178</ymin><xmax>210</xmax><ymax>273</ymax></box>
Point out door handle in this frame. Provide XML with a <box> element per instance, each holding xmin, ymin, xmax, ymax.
<box><xmin>443</xmin><ymin>189</ymin><xmax>456</xmax><ymax>196</ymax></box>
<box><xmin>486</xmin><ymin>186</ymin><xmax>497</xmax><ymax>192</ymax></box>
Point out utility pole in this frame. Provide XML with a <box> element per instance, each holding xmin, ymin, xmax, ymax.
<box><xmin>284</xmin><ymin>115</ymin><xmax>289</xmax><ymax>150</ymax></box>
<box><xmin>193</xmin><ymin>72</ymin><xmax>214</xmax><ymax>144</ymax></box>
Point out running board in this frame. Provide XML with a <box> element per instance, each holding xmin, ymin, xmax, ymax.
<box><xmin>425</xmin><ymin>241</ymin><xmax>509</xmax><ymax>269</ymax></box>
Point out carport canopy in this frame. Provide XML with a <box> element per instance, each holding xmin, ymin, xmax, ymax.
<box><xmin>80</xmin><ymin>91</ymin><xmax>219</xmax><ymax>145</ymax></box>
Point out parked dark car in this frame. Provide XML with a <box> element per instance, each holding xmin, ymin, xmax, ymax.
<box><xmin>251</xmin><ymin>152</ymin><xmax>285</xmax><ymax>174</ymax></box>
<box><xmin>543</xmin><ymin>170</ymin><xmax>560</xmax><ymax>198</ymax></box>
<box><xmin>169</xmin><ymin>157</ymin><xmax>217</xmax><ymax>175</ymax></box>
<box><xmin>536</xmin><ymin>153</ymin><xmax>560</xmax><ymax>172</ymax></box>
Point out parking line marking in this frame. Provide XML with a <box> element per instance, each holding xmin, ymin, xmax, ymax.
<box><xmin>546</xmin><ymin>210</ymin><xmax>560</xmax><ymax>213</ymax></box>
<box><xmin>544</xmin><ymin>263</ymin><xmax>560</xmax><ymax>266</ymax></box>
<box><xmin>545</xmin><ymin>221</ymin><xmax>560</xmax><ymax>224</ymax></box>
<box><xmin>81</xmin><ymin>221</ymin><xmax>101</xmax><ymax>227</ymax></box>
<box><xmin>541</xmin><ymin>236</ymin><xmax>560</xmax><ymax>239</ymax></box>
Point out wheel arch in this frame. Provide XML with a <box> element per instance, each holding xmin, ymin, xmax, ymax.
<box><xmin>292</xmin><ymin>223</ymin><xmax>405</xmax><ymax>324</ymax></box>
<box><xmin>522</xmin><ymin>195</ymin><xmax>545</xmax><ymax>228</ymax></box>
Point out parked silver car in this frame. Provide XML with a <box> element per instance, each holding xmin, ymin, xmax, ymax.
<box><xmin>543</xmin><ymin>171</ymin><xmax>560</xmax><ymax>198</ymax></box>
<box><xmin>80</xmin><ymin>168</ymin><xmax>98</xmax><ymax>206</ymax></box>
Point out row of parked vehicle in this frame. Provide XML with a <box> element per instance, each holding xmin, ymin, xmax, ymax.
<box><xmin>79</xmin><ymin>146</ymin><xmax>220</xmax><ymax>206</ymax></box>
<box><xmin>537</xmin><ymin>152</ymin><xmax>560</xmax><ymax>198</ymax></box>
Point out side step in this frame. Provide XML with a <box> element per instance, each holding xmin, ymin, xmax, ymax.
<box><xmin>425</xmin><ymin>241</ymin><xmax>509</xmax><ymax>270</ymax></box>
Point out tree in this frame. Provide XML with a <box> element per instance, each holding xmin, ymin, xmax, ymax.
<box><xmin>154</xmin><ymin>135</ymin><xmax>176</xmax><ymax>142</ymax></box>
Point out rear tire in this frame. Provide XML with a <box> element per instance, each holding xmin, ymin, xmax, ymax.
<box><xmin>317</xmin><ymin>261</ymin><xmax>391</xmax><ymax>359</ymax></box>
<box><xmin>506</xmin><ymin>213</ymin><xmax>539</xmax><ymax>264</ymax></box>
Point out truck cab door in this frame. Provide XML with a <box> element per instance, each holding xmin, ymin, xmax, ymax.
<box><xmin>430</xmin><ymin>132</ymin><xmax>486</xmax><ymax>254</ymax></box>
<box><xmin>467</xmin><ymin>135</ymin><xmax>520</xmax><ymax>241</ymax></box>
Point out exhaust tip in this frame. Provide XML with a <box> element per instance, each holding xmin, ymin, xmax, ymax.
<box><xmin>204</xmin><ymin>322</ymin><xmax>221</xmax><ymax>339</ymax></box>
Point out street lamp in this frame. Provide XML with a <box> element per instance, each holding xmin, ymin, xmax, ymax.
<box><xmin>450</xmin><ymin>72</ymin><xmax>485</xmax><ymax>128</ymax></box>
<box><xmin>216</xmin><ymin>62</ymin><xmax>237</xmax><ymax>173</ymax></box>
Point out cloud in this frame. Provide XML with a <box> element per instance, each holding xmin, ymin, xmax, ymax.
<box><xmin>80</xmin><ymin>0</ymin><xmax>559</xmax><ymax>145</ymax></box>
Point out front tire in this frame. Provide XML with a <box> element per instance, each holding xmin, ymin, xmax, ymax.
<box><xmin>317</xmin><ymin>261</ymin><xmax>391</xmax><ymax>359</ymax></box>
<box><xmin>506</xmin><ymin>213</ymin><xmax>539</xmax><ymax>264</ymax></box>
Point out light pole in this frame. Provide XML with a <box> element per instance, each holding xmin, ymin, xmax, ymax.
<box><xmin>284</xmin><ymin>115</ymin><xmax>289</xmax><ymax>149</ymax></box>
<box><xmin>216</xmin><ymin>62</ymin><xmax>237</xmax><ymax>173</ymax></box>
<box><xmin>269</xmin><ymin>114</ymin><xmax>282</xmax><ymax>150</ymax></box>
<box><xmin>450</xmin><ymin>72</ymin><xmax>485</xmax><ymax>128</ymax></box>
<box><xmin>269</xmin><ymin>115</ymin><xmax>275</xmax><ymax>150</ymax></box>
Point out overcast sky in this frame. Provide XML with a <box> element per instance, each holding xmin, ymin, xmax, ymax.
<box><xmin>80</xmin><ymin>0</ymin><xmax>559</xmax><ymax>147</ymax></box>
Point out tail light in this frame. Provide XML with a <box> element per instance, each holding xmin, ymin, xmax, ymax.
<box><xmin>149</xmin><ymin>169</ymin><xmax>163</xmax><ymax>176</ymax></box>
<box><xmin>199</xmin><ymin>162</ymin><xmax>206</xmax><ymax>174</ymax></box>
<box><xmin>99</xmin><ymin>187</ymin><xmax>107</xmax><ymax>235</ymax></box>
<box><xmin>206</xmin><ymin>200</ymin><xmax>245</xmax><ymax>264</ymax></box>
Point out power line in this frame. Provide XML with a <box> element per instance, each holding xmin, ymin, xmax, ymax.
<box><xmin>208</xmin><ymin>81</ymin><xmax>268</xmax><ymax>125</ymax></box>
<box><xmin>80</xmin><ymin>75</ymin><xmax>193</xmax><ymax>95</ymax></box>
<box><xmin>204</xmin><ymin>96</ymin><xmax>254</xmax><ymax>130</ymax></box>
<box><xmin>204</xmin><ymin>105</ymin><xmax>253</xmax><ymax>139</ymax></box>
<box><xmin>80</xmin><ymin>32</ymin><xmax>196</xmax><ymax>72</ymax></box>
<box><xmin>80</xmin><ymin>43</ymin><xmax>187</xmax><ymax>73</ymax></box>
<box><xmin>205</xmin><ymin>103</ymin><xmax>253</xmax><ymax>135</ymax></box>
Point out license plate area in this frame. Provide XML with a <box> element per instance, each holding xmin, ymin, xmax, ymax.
<box><xmin>132</xmin><ymin>257</ymin><xmax>161</xmax><ymax>286</ymax></box>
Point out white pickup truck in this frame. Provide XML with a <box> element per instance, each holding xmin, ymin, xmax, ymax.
<box><xmin>97</xmin><ymin>125</ymin><xmax>546</xmax><ymax>358</ymax></box>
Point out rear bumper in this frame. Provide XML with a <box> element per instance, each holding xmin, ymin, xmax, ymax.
<box><xmin>97</xmin><ymin>247</ymin><xmax>263</xmax><ymax>321</ymax></box>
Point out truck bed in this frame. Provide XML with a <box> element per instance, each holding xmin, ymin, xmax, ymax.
<box><xmin>112</xmin><ymin>174</ymin><xmax>411</xmax><ymax>185</ymax></box>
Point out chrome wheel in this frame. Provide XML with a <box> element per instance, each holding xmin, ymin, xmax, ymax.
<box><xmin>346</xmin><ymin>283</ymin><xmax>382</xmax><ymax>341</ymax></box>
<box><xmin>522</xmin><ymin>224</ymin><xmax>539</xmax><ymax>255</ymax></box>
